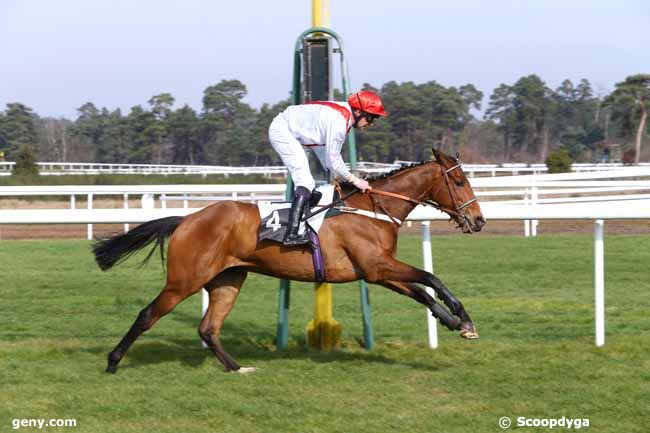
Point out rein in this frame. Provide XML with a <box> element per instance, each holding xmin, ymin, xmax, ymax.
<box><xmin>367</xmin><ymin>162</ymin><xmax>478</xmax><ymax>225</ymax></box>
<box><xmin>301</xmin><ymin>161</ymin><xmax>478</xmax><ymax>226</ymax></box>
<box><xmin>367</xmin><ymin>189</ymin><xmax>420</xmax><ymax>205</ymax></box>
<box><xmin>300</xmin><ymin>190</ymin><xmax>357</xmax><ymax>222</ymax></box>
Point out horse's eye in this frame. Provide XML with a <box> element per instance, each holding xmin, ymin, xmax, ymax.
<box><xmin>455</xmin><ymin>180</ymin><xmax>464</xmax><ymax>187</ymax></box>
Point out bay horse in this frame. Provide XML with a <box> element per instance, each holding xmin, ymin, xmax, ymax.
<box><xmin>94</xmin><ymin>149</ymin><xmax>485</xmax><ymax>374</ymax></box>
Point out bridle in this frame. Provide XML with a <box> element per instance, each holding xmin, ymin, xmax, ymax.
<box><xmin>364</xmin><ymin>160</ymin><xmax>477</xmax><ymax>226</ymax></box>
<box><xmin>424</xmin><ymin>161</ymin><xmax>478</xmax><ymax>220</ymax></box>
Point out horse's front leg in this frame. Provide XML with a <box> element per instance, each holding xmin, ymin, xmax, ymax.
<box><xmin>369</xmin><ymin>259</ymin><xmax>479</xmax><ymax>339</ymax></box>
<box><xmin>380</xmin><ymin>280</ymin><xmax>461</xmax><ymax>331</ymax></box>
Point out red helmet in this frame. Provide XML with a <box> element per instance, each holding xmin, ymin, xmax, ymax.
<box><xmin>347</xmin><ymin>91</ymin><xmax>387</xmax><ymax>117</ymax></box>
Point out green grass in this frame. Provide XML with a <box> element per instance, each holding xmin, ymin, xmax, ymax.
<box><xmin>0</xmin><ymin>234</ymin><xmax>648</xmax><ymax>432</ymax></box>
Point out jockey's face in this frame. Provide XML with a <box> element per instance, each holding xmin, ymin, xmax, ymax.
<box><xmin>352</xmin><ymin>110</ymin><xmax>377</xmax><ymax>129</ymax></box>
<box><xmin>364</xmin><ymin>113</ymin><xmax>379</xmax><ymax>126</ymax></box>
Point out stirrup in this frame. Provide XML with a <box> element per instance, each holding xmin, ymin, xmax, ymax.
<box><xmin>282</xmin><ymin>232</ymin><xmax>311</xmax><ymax>246</ymax></box>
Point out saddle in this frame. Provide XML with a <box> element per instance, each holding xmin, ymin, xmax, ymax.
<box><xmin>257</xmin><ymin>184</ymin><xmax>401</xmax><ymax>282</ymax></box>
<box><xmin>257</xmin><ymin>185</ymin><xmax>336</xmax><ymax>282</ymax></box>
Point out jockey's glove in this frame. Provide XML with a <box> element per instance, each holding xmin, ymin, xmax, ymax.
<box><xmin>346</xmin><ymin>174</ymin><xmax>372</xmax><ymax>192</ymax></box>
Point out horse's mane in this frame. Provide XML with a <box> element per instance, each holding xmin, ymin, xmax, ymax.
<box><xmin>335</xmin><ymin>160</ymin><xmax>435</xmax><ymax>192</ymax></box>
<box><xmin>365</xmin><ymin>160</ymin><xmax>433</xmax><ymax>182</ymax></box>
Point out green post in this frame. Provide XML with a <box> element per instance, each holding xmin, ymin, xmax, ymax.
<box><xmin>359</xmin><ymin>280</ymin><xmax>374</xmax><ymax>349</ymax></box>
<box><xmin>275</xmin><ymin>175</ymin><xmax>293</xmax><ymax>350</ymax></box>
<box><xmin>276</xmin><ymin>278</ymin><xmax>291</xmax><ymax>349</ymax></box>
<box><xmin>276</xmin><ymin>26</ymin><xmax>374</xmax><ymax>351</ymax></box>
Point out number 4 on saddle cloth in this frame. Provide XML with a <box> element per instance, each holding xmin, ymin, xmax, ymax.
<box><xmin>257</xmin><ymin>185</ymin><xmax>336</xmax><ymax>282</ymax></box>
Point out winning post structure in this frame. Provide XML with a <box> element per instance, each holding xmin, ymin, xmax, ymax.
<box><xmin>275</xmin><ymin>5</ymin><xmax>374</xmax><ymax>351</ymax></box>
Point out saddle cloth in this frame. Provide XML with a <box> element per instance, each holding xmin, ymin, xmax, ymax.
<box><xmin>257</xmin><ymin>184</ymin><xmax>334</xmax><ymax>243</ymax></box>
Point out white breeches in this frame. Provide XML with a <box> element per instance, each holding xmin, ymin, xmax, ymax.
<box><xmin>268</xmin><ymin>116</ymin><xmax>315</xmax><ymax>191</ymax></box>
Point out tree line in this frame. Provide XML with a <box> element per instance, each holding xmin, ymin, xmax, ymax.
<box><xmin>1</xmin><ymin>74</ymin><xmax>648</xmax><ymax>166</ymax></box>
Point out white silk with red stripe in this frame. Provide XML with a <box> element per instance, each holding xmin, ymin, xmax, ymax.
<box><xmin>268</xmin><ymin>102</ymin><xmax>354</xmax><ymax>190</ymax></box>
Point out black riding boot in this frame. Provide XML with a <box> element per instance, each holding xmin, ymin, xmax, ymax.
<box><xmin>283</xmin><ymin>187</ymin><xmax>311</xmax><ymax>246</ymax></box>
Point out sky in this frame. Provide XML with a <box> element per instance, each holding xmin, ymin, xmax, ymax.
<box><xmin>1</xmin><ymin>0</ymin><xmax>648</xmax><ymax>119</ymax></box>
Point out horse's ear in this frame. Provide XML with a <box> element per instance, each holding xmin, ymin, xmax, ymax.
<box><xmin>432</xmin><ymin>148</ymin><xmax>442</xmax><ymax>162</ymax></box>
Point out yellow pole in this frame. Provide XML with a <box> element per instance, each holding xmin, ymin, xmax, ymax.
<box><xmin>312</xmin><ymin>0</ymin><xmax>323</xmax><ymax>26</ymax></box>
<box><xmin>311</xmin><ymin>0</ymin><xmax>329</xmax><ymax>35</ymax></box>
<box><xmin>306</xmin><ymin>0</ymin><xmax>341</xmax><ymax>351</ymax></box>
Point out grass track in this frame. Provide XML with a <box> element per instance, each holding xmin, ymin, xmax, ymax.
<box><xmin>0</xmin><ymin>234</ymin><xmax>648</xmax><ymax>432</ymax></box>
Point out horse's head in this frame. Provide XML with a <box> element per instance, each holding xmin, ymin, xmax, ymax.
<box><xmin>427</xmin><ymin>149</ymin><xmax>486</xmax><ymax>233</ymax></box>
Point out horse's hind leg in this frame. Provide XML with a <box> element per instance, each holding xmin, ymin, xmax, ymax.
<box><xmin>106</xmin><ymin>285</ymin><xmax>197</xmax><ymax>373</ymax></box>
<box><xmin>198</xmin><ymin>269</ymin><xmax>253</xmax><ymax>373</ymax></box>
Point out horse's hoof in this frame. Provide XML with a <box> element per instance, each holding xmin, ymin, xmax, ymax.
<box><xmin>460</xmin><ymin>330</ymin><xmax>479</xmax><ymax>339</ymax></box>
<box><xmin>459</xmin><ymin>322</ymin><xmax>479</xmax><ymax>339</ymax></box>
<box><xmin>105</xmin><ymin>364</ymin><xmax>118</xmax><ymax>374</ymax></box>
<box><xmin>231</xmin><ymin>367</ymin><xmax>257</xmax><ymax>374</ymax></box>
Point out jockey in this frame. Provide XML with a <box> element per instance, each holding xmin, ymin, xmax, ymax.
<box><xmin>269</xmin><ymin>90</ymin><xmax>388</xmax><ymax>246</ymax></box>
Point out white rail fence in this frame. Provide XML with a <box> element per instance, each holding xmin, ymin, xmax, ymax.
<box><xmin>471</xmin><ymin>167</ymin><xmax>650</xmax><ymax>236</ymax></box>
<box><xmin>0</xmin><ymin>184</ymin><xmax>286</xmax><ymax>239</ymax></box>
<box><xmin>2</xmin><ymin>169</ymin><xmax>650</xmax><ymax>349</ymax></box>
<box><xmin>0</xmin><ymin>162</ymin><xmax>288</xmax><ymax>177</ymax></box>
<box><xmin>2</xmin><ymin>161</ymin><xmax>649</xmax><ymax>178</ymax></box>
<box><xmin>3</xmin><ymin>167</ymin><xmax>648</xmax><ymax>239</ymax></box>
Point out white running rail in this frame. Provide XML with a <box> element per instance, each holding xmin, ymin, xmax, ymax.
<box><xmin>2</xmin><ymin>161</ymin><xmax>649</xmax><ymax>177</ymax></box>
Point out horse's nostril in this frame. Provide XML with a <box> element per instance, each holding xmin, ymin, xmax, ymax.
<box><xmin>476</xmin><ymin>216</ymin><xmax>486</xmax><ymax>228</ymax></box>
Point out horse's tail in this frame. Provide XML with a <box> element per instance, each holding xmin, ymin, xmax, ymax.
<box><xmin>93</xmin><ymin>216</ymin><xmax>184</xmax><ymax>271</ymax></box>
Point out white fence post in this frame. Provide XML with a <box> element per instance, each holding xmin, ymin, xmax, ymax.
<box><xmin>86</xmin><ymin>193</ymin><xmax>93</xmax><ymax>240</ymax></box>
<box><xmin>123</xmin><ymin>193</ymin><xmax>129</xmax><ymax>233</ymax></box>
<box><xmin>594</xmin><ymin>219</ymin><xmax>605</xmax><ymax>347</ymax></box>
<box><xmin>524</xmin><ymin>189</ymin><xmax>531</xmax><ymax>237</ymax></box>
<box><xmin>201</xmin><ymin>288</ymin><xmax>209</xmax><ymax>348</ymax></box>
<box><xmin>421</xmin><ymin>221</ymin><xmax>438</xmax><ymax>349</ymax></box>
<box><xmin>532</xmin><ymin>185</ymin><xmax>539</xmax><ymax>237</ymax></box>
<box><xmin>141</xmin><ymin>193</ymin><xmax>154</xmax><ymax>209</ymax></box>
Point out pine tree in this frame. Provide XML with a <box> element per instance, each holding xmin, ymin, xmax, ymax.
<box><xmin>1</xmin><ymin>103</ymin><xmax>40</xmax><ymax>159</ymax></box>
<box><xmin>605</xmin><ymin>74</ymin><xmax>650</xmax><ymax>163</ymax></box>
<box><xmin>12</xmin><ymin>144</ymin><xmax>39</xmax><ymax>177</ymax></box>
